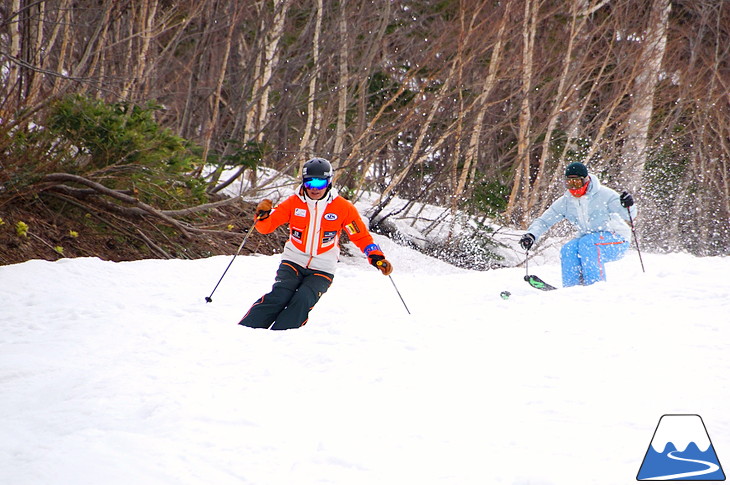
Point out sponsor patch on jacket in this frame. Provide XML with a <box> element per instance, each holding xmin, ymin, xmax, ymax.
<box><xmin>324</xmin><ymin>213</ymin><xmax>338</xmax><ymax>221</ymax></box>
<box><xmin>345</xmin><ymin>221</ymin><xmax>360</xmax><ymax>235</ymax></box>
<box><xmin>322</xmin><ymin>231</ymin><xmax>337</xmax><ymax>247</ymax></box>
<box><xmin>291</xmin><ymin>228</ymin><xmax>303</xmax><ymax>243</ymax></box>
<box><xmin>295</xmin><ymin>208</ymin><xmax>307</xmax><ymax>217</ymax></box>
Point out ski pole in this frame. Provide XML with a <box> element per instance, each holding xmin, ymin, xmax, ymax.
<box><xmin>387</xmin><ymin>274</ymin><xmax>411</xmax><ymax>314</ymax></box>
<box><xmin>377</xmin><ymin>261</ymin><xmax>411</xmax><ymax>314</ymax></box>
<box><xmin>205</xmin><ymin>219</ymin><xmax>258</xmax><ymax>303</ymax></box>
<box><xmin>627</xmin><ymin>208</ymin><xmax>645</xmax><ymax>273</ymax></box>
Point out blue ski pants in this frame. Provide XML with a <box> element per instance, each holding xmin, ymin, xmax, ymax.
<box><xmin>560</xmin><ymin>232</ymin><xmax>629</xmax><ymax>287</ymax></box>
<box><xmin>238</xmin><ymin>260</ymin><xmax>334</xmax><ymax>330</ymax></box>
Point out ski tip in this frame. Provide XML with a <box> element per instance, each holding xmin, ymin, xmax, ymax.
<box><xmin>523</xmin><ymin>274</ymin><xmax>531</xmax><ymax>282</ymax></box>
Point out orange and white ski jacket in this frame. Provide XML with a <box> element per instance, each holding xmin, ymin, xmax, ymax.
<box><xmin>254</xmin><ymin>186</ymin><xmax>378</xmax><ymax>274</ymax></box>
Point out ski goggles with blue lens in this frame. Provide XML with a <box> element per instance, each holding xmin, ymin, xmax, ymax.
<box><xmin>303</xmin><ymin>177</ymin><xmax>329</xmax><ymax>189</ymax></box>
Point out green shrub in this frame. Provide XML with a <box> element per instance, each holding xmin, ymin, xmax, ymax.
<box><xmin>47</xmin><ymin>95</ymin><xmax>195</xmax><ymax>173</ymax></box>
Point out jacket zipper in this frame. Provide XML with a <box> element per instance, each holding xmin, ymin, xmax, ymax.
<box><xmin>306</xmin><ymin>201</ymin><xmax>320</xmax><ymax>258</ymax></box>
<box><xmin>577</xmin><ymin>194</ymin><xmax>589</xmax><ymax>229</ymax></box>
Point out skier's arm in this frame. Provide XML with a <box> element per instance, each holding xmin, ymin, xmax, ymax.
<box><xmin>341</xmin><ymin>204</ymin><xmax>375</xmax><ymax>252</ymax></box>
<box><xmin>254</xmin><ymin>196</ymin><xmax>292</xmax><ymax>234</ymax></box>
<box><xmin>527</xmin><ymin>197</ymin><xmax>567</xmax><ymax>241</ymax></box>
<box><xmin>342</xmin><ymin>204</ymin><xmax>392</xmax><ymax>275</ymax></box>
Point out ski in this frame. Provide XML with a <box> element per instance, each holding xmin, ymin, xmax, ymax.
<box><xmin>524</xmin><ymin>274</ymin><xmax>558</xmax><ymax>291</ymax></box>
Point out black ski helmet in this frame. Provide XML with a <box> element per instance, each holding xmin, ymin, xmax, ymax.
<box><xmin>302</xmin><ymin>157</ymin><xmax>333</xmax><ymax>186</ymax></box>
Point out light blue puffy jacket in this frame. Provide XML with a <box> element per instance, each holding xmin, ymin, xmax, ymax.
<box><xmin>527</xmin><ymin>174</ymin><xmax>638</xmax><ymax>243</ymax></box>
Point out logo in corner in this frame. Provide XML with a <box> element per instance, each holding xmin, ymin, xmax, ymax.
<box><xmin>637</xmin><ymin>414</ymin><xmax>725</xmax><ymax>481</ymax></box>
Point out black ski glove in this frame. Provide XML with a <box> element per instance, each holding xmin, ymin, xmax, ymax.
<box><xmin>620</xmin><ymin>191</ymin><xmax>634</xmax><ymax>208</ymax></box>
<box><xmin>519</xmin><ymin>233</ymin><xmax>535</xmax><ymax>251</ymax></box>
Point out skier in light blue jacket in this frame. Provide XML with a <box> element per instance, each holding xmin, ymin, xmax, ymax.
<box><xmin>519</xmin><ymin>162</ymin><xmax>637</xmax><ymax>287</ymax></box>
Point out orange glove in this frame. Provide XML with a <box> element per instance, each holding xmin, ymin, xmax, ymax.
<box><xmin>372</xmin><ymin>256</ymin><xmax>393</xmax><ymax>275</ymax></box>
<box><xmin>365</xmin><ymin>244</ymin><xmax>393</xmax><ymax>276</ymax></box>
<box><xmin>255</xmin><ymin>199</ymin><xmax>273</xmax><ymax>220</ymax></box>
<box><xmin>363</xmin><ymin>244</ymin><xmax>393</xmax><ymax>276</ymax></box>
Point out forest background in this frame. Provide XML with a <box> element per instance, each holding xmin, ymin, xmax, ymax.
<box><xmin>1</xmin><ymin>0</ymin><xmax>728</xmax><ymax>265</ymax></box>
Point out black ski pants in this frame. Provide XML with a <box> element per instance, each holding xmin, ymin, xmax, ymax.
<box><xmin>238</xmin><ymin>260</ymin><xmax>334</xmax><ymax>330</ymax></box>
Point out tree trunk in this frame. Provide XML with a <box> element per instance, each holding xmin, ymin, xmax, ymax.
<box><xmin>332</xmin><ymin>0</ymin><xmax>349</xmax><ymax>169</ymax></box>
<box><xmin>297</xmin><ymin>0</ymin><xmax>324</xmax><ymax>171</ymax></box>
<box><xmin>619</xmin><ymin>0</ymin><xmax>671</xmax><ymax>195</ymax></box>
<box><xmin>203</xmin><ymin>2</ymin><xmax>237</xmax><ymax>165</ymax></box>
<box><xmin>51</xmin><ymin>0</ymin><xmax>73</xmax><ymax>97</ymax></box>
<box><xmin>23</xmin><ymin>0</ymin><xmax>45</xmax><ymax>106</ymax></box>
<box><xmin>527</xmin><ymin>0</ymin><xmax>585</xmax><ymax>211</ymax></box>
<box><xmin>458</xmin><ymin>5</ymin><xmax>507</xmax><ymax>202</ymax></box>
<box><xmin>252</xmin><ymin>0</ymin><xmax>290</xmax><ymax>143</ymax></box>
<box><xmin>506</xmin><ymin>0</ymin><xmax>537</xmax><ymax>226</ymax></box>
<box><xmin>6</xmin><ymin>0</ymin><xmax>23</xmax><ymax>106</ymax></box>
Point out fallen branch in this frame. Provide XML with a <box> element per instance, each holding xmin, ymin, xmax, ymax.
<box><xmin>42</xmin><ymin>191</ymin><xmax>175</xmax><ymax>258</ymax></box>
<box><xmin>135</xmin><ymin>229</ymin><xmax>173</xmax><ymax>259</ymax></box>
<box><xmin>40</xmin><ymin>173</ymin><xmax>192</xmax><ymax>238</ymax></box>
<box><xmin>44</xmin><ymin>177</ymin><xmax>251</xmax><ymax>222</ymax></box>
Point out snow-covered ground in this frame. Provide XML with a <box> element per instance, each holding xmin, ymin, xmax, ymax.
<box><xmin>2</xmin><ymin>234</ymin><xmax>729</xmax><ymax>484</ymax></box>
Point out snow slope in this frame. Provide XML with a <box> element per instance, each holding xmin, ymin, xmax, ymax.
<box><xmin>2</xmin><ymin>238</ymin><xmax>729</xmax><ymax>485</ymax></box>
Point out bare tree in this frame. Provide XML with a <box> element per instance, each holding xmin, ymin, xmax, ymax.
<box><xmin>297</xmin><ymin>0</ymin><xmax>324</xmax><ymax>170</ymax></box>
<box><xmin>619</xmin><ymin>0</ymin><xmax>671</xmax><ymax>195</ymax></box>
<box><xmin>1</xmin><ymin>0</ymin><xmax>729</xmax><ymax>257</ymax></box>
<box><xmin>505</xmin><ymin>0</ymin><xmax>538</xmax><ymax>225</ymax></box>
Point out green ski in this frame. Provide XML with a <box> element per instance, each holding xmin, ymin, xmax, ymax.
<box><xmin>524</xmin><ymin>274</ymin><xmax>558</xmax><ymax>291</ymax></box>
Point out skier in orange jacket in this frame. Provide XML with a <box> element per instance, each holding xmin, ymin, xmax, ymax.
<box><xmin>238</xmin><ymin>157</ymin><xmax>392</xmax><ymax>330</ymax></box>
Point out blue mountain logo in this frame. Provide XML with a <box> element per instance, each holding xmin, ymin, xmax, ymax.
<box><xmin>637</xmin><ymin>414</ymin><xmax>725</xmax><ymax>481</ymax></box>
